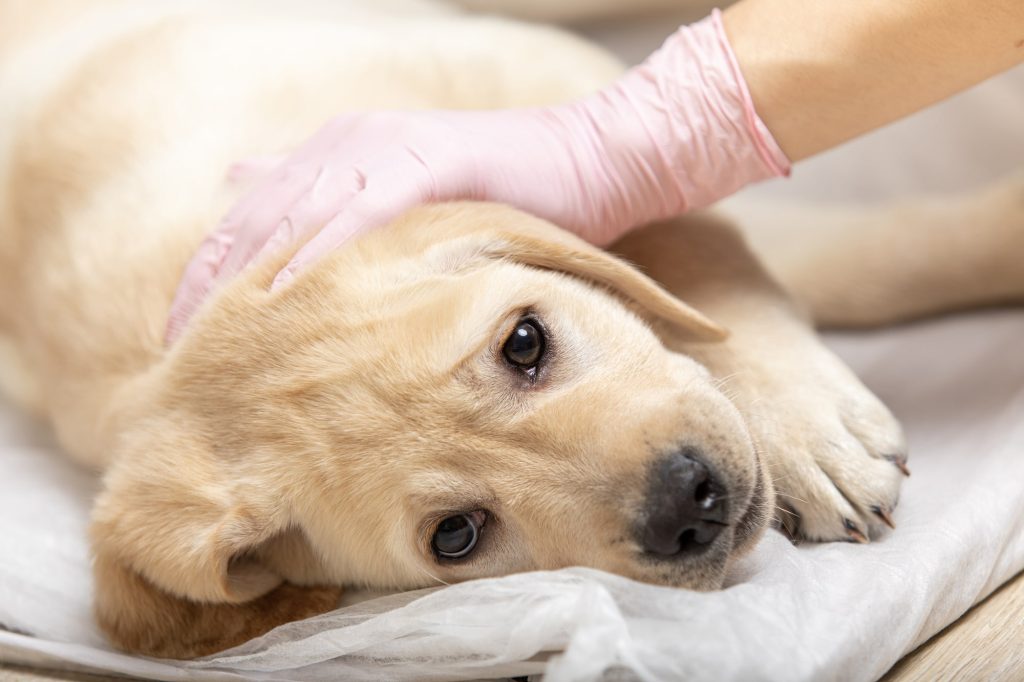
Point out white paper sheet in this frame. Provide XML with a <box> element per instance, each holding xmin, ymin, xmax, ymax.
<box><xmin>1</xmin><ymin>15</ymin><xmax>1022</xmax><ymax>682</ymax></box>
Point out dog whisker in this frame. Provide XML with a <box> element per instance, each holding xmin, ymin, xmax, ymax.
<box><xmin>415</xmin><ymin>566</ymin><xmax>451</xmax><ymax>587</ymax></box>
<box><xmin>774</xmin><ymin>505</ymin><xmax>798</xmax><ymax>518</ymax></box>
<box><xmin>711</xmin><ymin>372</ymin><xmax>743</xmax><ymax>391</ymax></box>
<box><xmin>774</xmin><ymin>491</ymin><xmax>809</xmax><ymax>505</ymax></box>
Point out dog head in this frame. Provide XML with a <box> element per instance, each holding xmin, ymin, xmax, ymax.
<box><xmin>91</xmin><ymin>203</ymin><xmax>771</xmax><ymax>656</ymax></box>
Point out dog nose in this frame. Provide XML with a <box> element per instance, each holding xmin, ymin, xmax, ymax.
<box><xmin>641</xmin><ymin>450</ymin><xmax>727</xmax><ymax>556</ymax></box>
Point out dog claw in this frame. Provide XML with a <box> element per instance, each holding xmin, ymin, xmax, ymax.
<box><xmin>871</xmin><ymin>505</ymin><xmax>896</xmax><ymax>529</ymax></box>
<box><xmin>884</xmin><ymin>454</ymin><xmax>911</xmax><ymax>477</ymax></box>
<box><xmin>844</xmin><ymin>518</ymin><xmax>869</xmax><ymax>544</ymax></box>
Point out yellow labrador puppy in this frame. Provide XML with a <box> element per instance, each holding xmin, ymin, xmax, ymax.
<box><xmin>2</xmin><ymin>0</ymin><xmax>1021</xmax><ymax>659</ymax></box>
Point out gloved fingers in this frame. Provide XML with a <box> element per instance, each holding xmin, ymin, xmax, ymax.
<box><xmin>212</xmin><ymin>115</ymin><xmax>374</xmax><ymax>278</ymax></box>
<box><xmin>221</xmin><ymin>113</ymin><xmax>362</xmax><ymax>189</ymax></box>
<box><xmin>164</xmin><ymin>230</ymin><xmax>233</xmax><ymax>344</ymax></box>
<box><xmin>270</xmin><ymin>170</ymin><xmax>431</xmax><ymax>289</ymax></box>
<box><xmin>226</xmin><ymin>155</ymin><xmax>287</xmax><ymax>187</ymax></box>
<box><xmin>164</xmin><ymin>162</ymin><xmax>317</xmax><ymax>343</ymax></box>
<box><xmin>252</xmin><ymin>164</ymin><xmax>367</xmax><ymax>266</ymax></box>
<box><xmin>164</xmin><ymin>115</ymin><xmax>374</xmax><ymax>345</ymax></box>
<box><xmin>213</xmin><ymin>163</ymin><xmax>324</xmax><ymax>284</ymax></box>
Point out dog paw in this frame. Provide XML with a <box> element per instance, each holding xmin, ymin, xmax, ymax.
<box><xmin>740</xmin><ymin>348</ymin><xmax>908</xmax><ymax>543</ymax></box>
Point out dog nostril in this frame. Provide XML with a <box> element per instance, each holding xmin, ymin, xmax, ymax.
<box><xmin>694</xmin><ymin>480</ymin><xmax>715</xmax><ymax>510</ymax></box>
<box><xmin>640</xmin><ymin>449</ymin><xmax>728</xmax><ymax>557</ymax></box>
<box><xmin>676</xmin><ymin>528</ymin><xmax>698</xmax><ymax>552</ymax></box>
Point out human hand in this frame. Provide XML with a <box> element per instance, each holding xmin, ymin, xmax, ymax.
<box><xmin>166</xmin><ymin>9</ymin><xmax>788</xmax><ymax>343</ymax></box>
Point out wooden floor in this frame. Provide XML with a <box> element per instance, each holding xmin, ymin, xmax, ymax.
<box><xmin>882</xmin><ymin>569</ymin><xmax>1024</xmax><ymax>681</ymax></box>
<box><xmin>2</xmin><ymin>571</ymin><xmax>1023</xmax><ymax>682</ymax></box>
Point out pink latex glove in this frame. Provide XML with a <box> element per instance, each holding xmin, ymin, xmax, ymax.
<box><xmin>166</xmin><ymin>9</ymin><xmax>789</xmax><ymax>343</ymax></box>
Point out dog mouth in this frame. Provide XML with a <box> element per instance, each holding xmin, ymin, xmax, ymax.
<box><xmin>632</xmin><ymin>534</ymin><xmax>732</xmax><ymax>590</ymax></box>
<box><xmin>731</xmin><ymin>454</ymin><xmax>770</xmax><ymax>551</ymax></box>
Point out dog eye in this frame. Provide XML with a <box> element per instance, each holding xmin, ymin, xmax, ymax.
<box><xmin>432</xmin><ymin>511</ymin><xmax>486</xmax><ymax>559</ymax></box>
<box><xmin>502</xmin><ymin>319</ymin><xmax>545</xmax><ymax>369</ymax></box>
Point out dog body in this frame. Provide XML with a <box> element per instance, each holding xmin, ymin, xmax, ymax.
<box><xmin>2</xmin><ymin>0</ymin><xmax>1021</xmax><ymax>657</ymax></box>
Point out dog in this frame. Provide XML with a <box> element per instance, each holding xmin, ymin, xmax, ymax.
<box><xmin>2</xmin><ymin>0</ymin><xmax>1021</xmax><ymax>659</ymax></box>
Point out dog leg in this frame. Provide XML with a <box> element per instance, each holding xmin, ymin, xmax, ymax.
<box><xmin>721</xmin><ymin>171</ymin><xmax>1024</xmax><ymax>327</ymax></box>
<box><xmin>613</xmin><ymin>214</ymin><xmax>906</xmax><ymax>542</ymax></box>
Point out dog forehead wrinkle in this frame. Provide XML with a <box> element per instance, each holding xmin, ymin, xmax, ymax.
<box><xmin>349</xmin><ymin>275</ymin><xmax>516</xmax><ymax>377</ymax></box>
<box><xmin>242</xmin><ymin>310</ymin><xmax>462</xmax><ymax>414</ymax></box>
<box><xmin>418</xmin><ymin>237</ymin><xmax>493</xmax><ymax>275</ymax></box>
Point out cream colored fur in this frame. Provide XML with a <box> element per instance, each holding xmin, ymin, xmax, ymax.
<box><xmin>1</xmin><ymin>0</ymin><xmax>1021</xmax><ymax>659</ymax></box>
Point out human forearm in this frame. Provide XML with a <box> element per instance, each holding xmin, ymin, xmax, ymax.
<box><xmin>725</xmin><ymin>0</ymin><xmax>1024</xmax><ymax>161</ymax></box>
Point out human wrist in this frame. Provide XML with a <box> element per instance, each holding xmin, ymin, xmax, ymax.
<box><xmin>558</xmin><ymin>9</ymin><xmax>790</xmax><ymax>239</ymax></box>
<box><xmin>621</xmin><ymin>9</ymin><xmax>789</xmax><ymax>209</ymax></box>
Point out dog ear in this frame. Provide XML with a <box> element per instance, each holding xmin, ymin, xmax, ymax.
<box><xmin>90</xmin><ymin>427</ymin><xmax>340</xmax><ymax>658</ymax></box>
<box><xmin>463</xmin><ymin>225</ymin><xmax>727</xmax><ymax>341</ymax></box>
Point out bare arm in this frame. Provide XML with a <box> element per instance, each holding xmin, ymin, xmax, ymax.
<box><xmin>726</xmin><ymin>0</ymin><xmax>1024</xmax><ymax>161</ymax></box>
